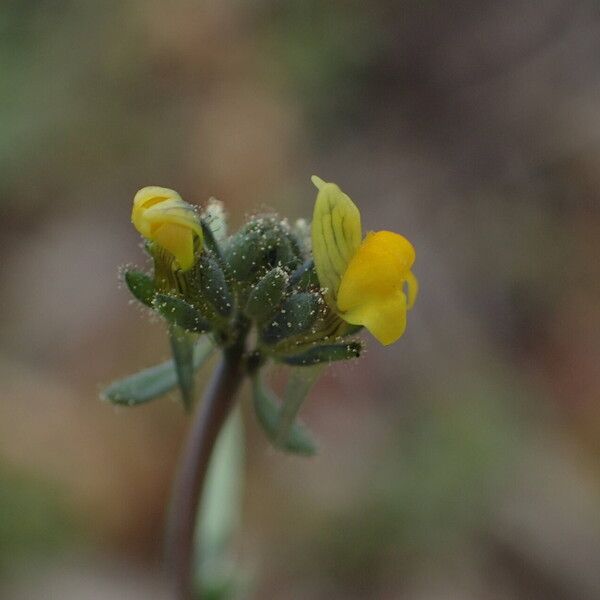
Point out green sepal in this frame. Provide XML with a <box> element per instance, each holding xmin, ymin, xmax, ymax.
<box><xmin>260</xmin><ymin>292</ymin><xmax>320</xmax><ymax>344</ymax></box>
<box><xmin>288</xmin><ymin>259</ymin><xmax>318</xmax><ymax>290</ymax></box>
<box><xmin>189</xmin><ymin>254</ymin><xmax>233</xmax><ymax>318</ymax></box>
<box><xmin>154</xmin><ymin>293</ymin><xmax>211</xmax><ymax>333</ymax></box>
<box><xmin>245</xmin><ymin>267</ymin><xmax>288</xmax><ymax>322</ymax></box>
<box><xmin>169</xmin><ymin>324</ymin><xmax>197</xmax><ymax>410</ymax></box>
<box><xmin>124</xmin><ymin>269</ymin><xmax>155</xmax><ymax>307</ymax></box>
<box><xmin>279</xmin><ymin>341</ymin><xmax>362</xmax><ymax>366</ymax></box>
<box><xmin>251</xmin><ymin>374</ymin><xmax>316</xmax><ymax>456</ymax></box>
<box><xmin>100</xmin><ymin>336</ymin><xmax>215</xmax><ymax>406</ymax></box>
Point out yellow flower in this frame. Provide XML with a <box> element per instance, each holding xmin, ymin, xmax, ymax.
<box><xmin>131</xmin><ymin>186</ymin><xmax>203</xmax><ymax>271</ymax></box>
<box><xmin>311</xmin><ymin>176</ymin><xmax>418</xmax><ymax>346</ymax></box>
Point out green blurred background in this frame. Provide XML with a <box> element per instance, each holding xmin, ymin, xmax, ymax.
<box><xmin>1</xmin><ymin>1</ymin><xmax>599</xmax><ymax>598</ymax></box>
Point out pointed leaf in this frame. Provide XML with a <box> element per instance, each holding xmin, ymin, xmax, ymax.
<box><xmin>101</xmin><ymin>336</ymin><xmax>214</xmax><ymax>406</ymax></box>
<box><xmin>252</xmin><ymin>374</ymin><xmax>316</xmax><ymax>456</ymax></box>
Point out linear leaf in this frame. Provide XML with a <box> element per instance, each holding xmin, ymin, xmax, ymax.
<box><xmin>169</xmin><ymin>325</ymin><xmax>197</xmax><ymax>411</ymax></box>
<box><xmin>280</xmin><ymin>341</ymin><xmax>362</xmax><ymax>366</ymax></box>
<box><xmin>101</xmin><ymin>336</ymin><xmax>214</xmax><ymax>407</ymax></box>
<box><xmin>251</xmin><ymin>374</ymin><xmax>316</xmax><ymax>456</ymax></box>
<box><xmin>275</xmin><ymin>365</ymin><xmax>323</xmax><ymax>448</ymax></box>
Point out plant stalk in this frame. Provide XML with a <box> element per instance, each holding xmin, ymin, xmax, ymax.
<box><xmin>165</xmin><ymin>344</ymin><xmax>245</xmax><ymax>600</ymax></box>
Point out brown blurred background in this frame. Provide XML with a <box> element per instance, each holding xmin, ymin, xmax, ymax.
<box><xmin>1</xmin><ymin>1</ymin><xmax>599</xmax><ymax>598</ymax></box>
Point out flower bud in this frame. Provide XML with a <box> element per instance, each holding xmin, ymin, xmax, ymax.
<box><xmin>188</xmin><ymin>254</ymin><xmax>233</xmax><ymax>318</ymax></box>
<box><xmin>224</xmin><ymin>216</ymin><xmax>302</xmax><ymax>285</ymax></box>
<box><xmin>288</xmin><ymin>259</ymin><xmax>319</xmax><ymax>291</ymax></box>
<box><xmin>153</xmin><ymin>293</ymin><xmax>211</xmax><ymax>333</ymax></box>
<box><xmin>132</xmin><ymin>187</ymin><xmax>203</xmax><ymax>272</ymax></box>
<box><xmin>245</xmin><ymin>267</ymin><xmax>289</xmax><ymax>322</ymax></box>
<box><xmin>260</xmin><ymin>292</ymin><xmax>320</xmax><ymax>345</ymax></box>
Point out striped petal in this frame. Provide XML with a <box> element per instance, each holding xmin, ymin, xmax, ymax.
<box><xmin>310</xmin><ymin>176</ymin><xmax>362</xmax><ymax>304</ymax></box>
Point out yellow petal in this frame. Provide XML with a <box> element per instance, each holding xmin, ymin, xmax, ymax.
<box><xmin>132</xmin><ymin>187</ymin><xmax>181</xmax><ymax>237</ymax></box>
<box><xmin>142</xmin><ymin>198</ymin><xmax>203</xmax><ymax>238</ymax></box>
<box><xmin>152</xmin><ymin>223</ymin><xmax>195</xmax><ymax>271</ymax></box>
<box><xmin>337</xmin><ymin>230</ymin><xmax>416</xmax><ymax>345</ymax></box>
<box><xmin>133</xmin><ymin>186</ymin><xmax>181</xmax><ymax>209</ymax></box>
<box><xmin>310</xmin><ymin>176</ymin><xmax>362</xmax><ymax>303</ymax></box>
<box><xmin>131</xmin><ymin>186</ymin><xmax>203</xmax><ymax>271</ymax></box>
<box><xmin>342</xmin><ymin>290</ymin><xmax>407</xmax><ymax>346</ymax></box>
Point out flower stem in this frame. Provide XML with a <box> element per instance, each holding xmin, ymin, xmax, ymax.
<box><xmin>165</xmin><ymin>344</ymin><xmax>245</xmax><ymax>600</ymax></box>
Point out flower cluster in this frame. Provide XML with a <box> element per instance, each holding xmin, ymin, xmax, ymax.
<box><xmin>104</xmin><ymin>177</ymin><xmax>417</xmax><ymax>452</ymax></box>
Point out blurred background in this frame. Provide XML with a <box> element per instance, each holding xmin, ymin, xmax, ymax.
<box><xmin>1</xmin><ymin>1</ymin><xmax>599</xmax><ymax>598</ymax></box>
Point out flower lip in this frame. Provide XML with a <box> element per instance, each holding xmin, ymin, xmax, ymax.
<box><xmin>336</xmin><ymin>230</ymin><xmax>417</xmax><ymax>345</ymax></box>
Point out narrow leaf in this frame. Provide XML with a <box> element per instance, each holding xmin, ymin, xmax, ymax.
<box><xmin>252</xmin><ymin>374</ymin><xmax>316</xmax><ymax>456</ymax></box>
<box><xmin>275</xmin><ymin>366</ymin><xmax>324</xmax><ymax>448</ymax></box>
<box><xmin>196</xmin><ymin>408</ymin><xmax>244</xmax><ymax>598</ymax></box>
<box><xmin>101</xmin><ymin>336</ymin><xmax>214</xmax><ymax>406</ymax></box>
<box><xmin>169</xmin><ymin>324</ymin><xmax>197</xmax><ymax>410</ymax></box>
<box><xmin>280</xmin><ymin>341</ymin><xmax>362</xmax><ymax>366</ymax></box>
